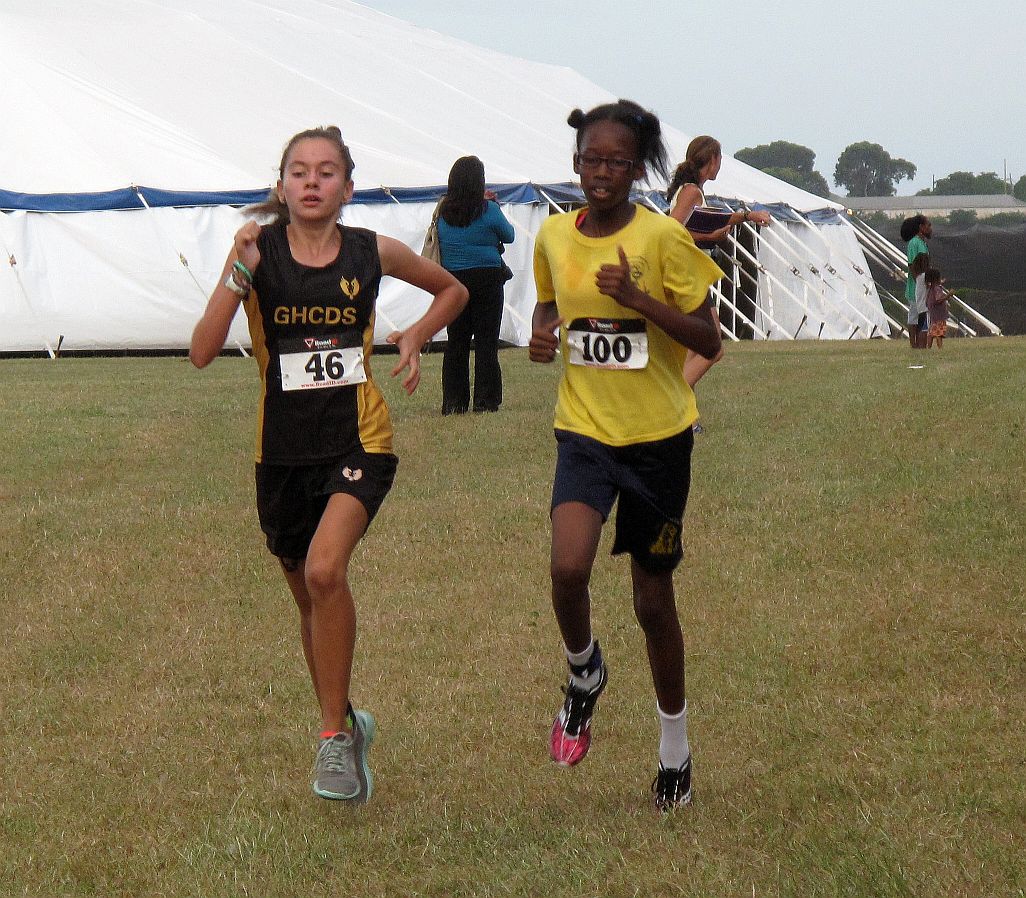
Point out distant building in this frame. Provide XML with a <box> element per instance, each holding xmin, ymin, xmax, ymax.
<box><xmin>831</xmin><ymin>194</ymin><xmax>1026</xmax><ymax>219</ymax></box>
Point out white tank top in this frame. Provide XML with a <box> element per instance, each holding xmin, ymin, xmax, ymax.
<box><xmin>671</xmin><ymin>183</ymin><xmax>707</xmax><ymax>218</ymax></box>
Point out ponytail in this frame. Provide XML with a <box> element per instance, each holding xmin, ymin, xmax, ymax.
<box><xmin>665</xmin><ymin>161</ymin><xmax>702</xmax><ymax>203</ymax></box>
<box><xmin>666</xmin><ymin>136</ymin><xmax>721</xmax><ymax>202</ymax></box>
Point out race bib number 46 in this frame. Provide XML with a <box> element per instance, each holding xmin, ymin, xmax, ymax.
<box><xmin>279</xmin><ymin>335</ymin><xmax>367</xmax><ymax>391</ymax></box>
<box><xmin>566</xmin><ymin>317</ymin><xmax>648</xmax><ymax>370</ymax></box>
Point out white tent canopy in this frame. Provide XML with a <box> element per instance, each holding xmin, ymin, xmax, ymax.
<box><xmin>1</xmin><ymin>0</ymin><xmax>891</xmax><ymax>354</ymax></box>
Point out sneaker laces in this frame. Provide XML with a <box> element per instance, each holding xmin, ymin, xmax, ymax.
<box><xmin>652</xmin><ymin>760</ymin><xmax>690</xmax><ymax>809</ymax></box>
<box><xmin>559</xmin><ymin>681</ymin><xmax>600</xmax><ymax>737</ymax></box>
<box><xmin>316</xmin><ymin>734</ymin><xmax>354</xmax><ymax>775</ymax></box>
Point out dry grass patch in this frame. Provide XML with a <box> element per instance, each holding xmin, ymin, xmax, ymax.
<box><xmin>1</xmin><ymin>338</ymin><xmax>1024</xmax><ymax>897</ymax></box>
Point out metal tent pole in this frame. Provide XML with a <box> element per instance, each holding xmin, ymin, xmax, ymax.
<box><xmin>0</xmin><ymin>217</ymin><xmax>56</xmax><ymax>356</ymax></box>
<box><xmin>746</xmin><ymin>220</ymin><xmax>895</xmax><ymax>338</ymax></box>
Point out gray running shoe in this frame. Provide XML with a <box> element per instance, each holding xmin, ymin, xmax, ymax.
<box><xmin>312</xmin><ymin>709</ymin><xmax>376</xmax><ymax>802</ymax></box>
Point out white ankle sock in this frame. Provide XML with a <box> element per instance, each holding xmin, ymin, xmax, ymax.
<box><xmin>657</xmin><ymin>702</ymin><xmax>690</xmax><ymax>769</ymax></box>
<box><xmin>566</xmin><ymin>639</ymin><xmax>595</xmax><ymax>667</ymax></box>
<box><xmin>566</xmin><ymin>639</ymin><xmax>601</xmax><ymax>690</ymax></box>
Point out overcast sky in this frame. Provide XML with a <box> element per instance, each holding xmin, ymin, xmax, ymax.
<box><xmin>357</xmin><ymin>0</ymin><xmax>1026</xmax><ymax>196</ymax></box>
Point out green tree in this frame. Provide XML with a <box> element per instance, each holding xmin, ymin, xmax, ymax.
<box><xmin>762</xmin><ymin>167</ymin><xmax>832</xmax><ymax>199</ymax></box>
<box><xmin>928</xmin><ymin>171</ymin><xmax>1009</xmax><ymax>195</ymax></box>
<box><xmin>834</xmin><ymin>142</ymin><xmax>916</xmax><ymax>197</ymax></box>
<box><xmin>1014</xmin><ymin>175</ymin><xmax>1026</xmax><ymax>202</ymax></box>
<box><xmin>855</xmin><ymin>211</ymin><xmax>892</xmax><ymax>232</ymax></box>
<box><xmin>736</xmin><ymin>141</ymin><xmax>817</xmax><ymax>173</ymax></box>
<box><xmin>736</xmin><ymin>141</ymin><xmax>832</xmax><ymax>198</ymax></box>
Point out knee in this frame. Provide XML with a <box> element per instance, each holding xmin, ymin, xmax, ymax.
<box><xmin>304</xmin><ymin>559</ymin><xmax>346</xmax><ymax>600</ymax></box>
<box><xmin>632</xmin><ymin>588</ymin><xmax>677</xmax><ymax>634</ymax></box>
<box><xmin>550</xmin><ymin>560</ymin><xmax>591</xmax><ymax>601</ymax></box>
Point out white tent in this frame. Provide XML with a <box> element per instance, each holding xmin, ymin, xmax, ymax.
<box><xmin>1</xmin><ymin>0</ymin><xmax>895</xmax><ymax>354</ymax></box>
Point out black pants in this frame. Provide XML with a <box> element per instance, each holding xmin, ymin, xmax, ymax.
<box><xmin>442</xmin><ymin>266</ymin><xmax>505</xmax><ymax>413</ymax></box>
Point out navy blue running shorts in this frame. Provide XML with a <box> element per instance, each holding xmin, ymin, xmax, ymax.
<box><xmin>551</xmin><ymin>427</ymin><xmax>693</xmax><ymax>573</ymax></box>
<box><xmin>255</xmin><ymin>451</ymin><xmax>398</xmax><ymax>560</ymax></box>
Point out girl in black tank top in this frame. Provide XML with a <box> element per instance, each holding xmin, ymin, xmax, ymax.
<box><xmin>190</xmin><ymin>126</ymin><xmax>467</xmax><ymax>803</ymax></box>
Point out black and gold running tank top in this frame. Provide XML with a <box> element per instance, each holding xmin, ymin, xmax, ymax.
<box><xmin>243</xmin><ymin>222</ymin><xmax>393</xmax><ymax>463</ymax></box>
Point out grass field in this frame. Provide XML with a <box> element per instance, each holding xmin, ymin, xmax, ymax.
<box><xmin>1</xmin><ymin>338</ymin><xmax>1024</xmax><ymax>898</ymax></box>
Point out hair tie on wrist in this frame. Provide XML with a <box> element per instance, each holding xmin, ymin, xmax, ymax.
<box><xmin>233</xmin><ymin>259</ymin><xmax>254</xmax><ymax>283</ymax></box>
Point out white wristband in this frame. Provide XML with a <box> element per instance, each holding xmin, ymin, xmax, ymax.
<box><xmin>223</xmin><ymin>271</ymin><xmax>250</xmax><ymax>297</ymax></box>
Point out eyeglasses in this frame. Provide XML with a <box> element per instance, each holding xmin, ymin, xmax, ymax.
<box><xmin>575</xmin><ymin>153</ymin><xmax>635</xmax><ymax>173</ymax></box>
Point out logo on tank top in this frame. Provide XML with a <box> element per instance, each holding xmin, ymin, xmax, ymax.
<box><xmin>340</xmin><ymin>277</ymin><xmax>361</xmax><ymax>299</ymax></box>
<box><xmin>274</xmin><ymin>305</ymin><xmax>358</xmax><ymax>325</ymax></box>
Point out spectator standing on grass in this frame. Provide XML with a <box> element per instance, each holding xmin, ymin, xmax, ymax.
<box><xmin>189</xmin><ymin>126</ymin><xmax>466</xmax><ymax>805</ymax></box>
<box><xmin>900</xmin><ymin>214</ymin><xmax>932</xmax><ymax>349</ymax></box>
<box><xmin>529</xmin><ymin>99</ymin><xmax>723</xmax><ymax>812</ymax></box>
<box><xmin>437</xmin><ymin>155</ymin><xmax>515</xmax><ymax>415</ymax></box>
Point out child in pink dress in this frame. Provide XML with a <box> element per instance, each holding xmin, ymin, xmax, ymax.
<box><xmin>924</xmin><ymin>267</ymin><xmax>950</xmax><ymax>349</ymax></box>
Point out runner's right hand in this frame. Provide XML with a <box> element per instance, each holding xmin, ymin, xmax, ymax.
<box><xmin>529</xmin><ymin>316</ymin><xmax>563</xmax><ymax>363</ymax></box>
<box><xmin>234</xmin><ymin>221</ymin><xmax>262</xmax><ymax>275</ymax></box>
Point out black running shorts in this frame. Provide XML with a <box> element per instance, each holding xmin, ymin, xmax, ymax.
<box><xmin>255</xmin><ymin>451</ymin><xmax>398</xmax><ymax>559</ymax></box>
<box><xmin>551</xmin><ymin>428</ymin><xmax>693</xmax><ymax>573</ymax></box>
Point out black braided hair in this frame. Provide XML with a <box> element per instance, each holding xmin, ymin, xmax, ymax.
<box><xmin>900</xmin><ymin>214</ymin><xmax>927</xmax><ymax>243</ymax></box>
<box><xmin>566</xmin><ymin>99</ymin><xmax>669</xmax><ymax>184</ymax></box>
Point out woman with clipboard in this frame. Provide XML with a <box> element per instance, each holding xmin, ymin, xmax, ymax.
<box><xmin>665</xmin><ymin>136</ymin><xmax>771</xmax><ymax>411</ymax></box>
<box><xmin>666</xmin><ymin>136</ymin><xmax>772</xmax><ymax>239</ymax></box>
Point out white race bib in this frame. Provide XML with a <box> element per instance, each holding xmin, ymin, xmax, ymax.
<box><xmin>566</xmin><ymin>317</ymin><xmax>648</xmax><ymax>370</ymax></box>
<box><xmin>279</xmin><ymin>335</ymin><xmax>367</xmax><ymax>391</ymax></box>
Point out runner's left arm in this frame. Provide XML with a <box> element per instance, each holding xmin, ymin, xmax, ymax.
<box><xmin>377</xmin><ymin>234</ymin><xmax>468</xmax><ymax>394</ymax></box>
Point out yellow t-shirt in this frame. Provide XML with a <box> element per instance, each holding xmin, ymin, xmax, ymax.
<box><xmin>533</xmin><ymin>204</ymin><xmax>724</xmax><ymax>446</ymax></box>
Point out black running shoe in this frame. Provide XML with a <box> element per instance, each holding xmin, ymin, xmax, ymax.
<box><xmin>549</xmin><ymin>645</ymin><xmax>608</xmax><ymax>767</ymax></box>
<box><xmin>652</xmin><ymin>756</ymin><xmax>693</xmax><ymax>811</ymax></box>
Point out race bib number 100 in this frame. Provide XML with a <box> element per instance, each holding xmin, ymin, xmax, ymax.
<box><xmin>279</xmin><ymin>335</ymin><xmax>367</xmax><ymax>391</ymax></box>
<box><xmin>566</xmin><ymin>317</ymin><xmax>648</xmax><ymax>370</ymax></box>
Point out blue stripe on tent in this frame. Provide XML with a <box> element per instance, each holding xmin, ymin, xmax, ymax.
<box><xmin>1</xmin><ymin>182</ymin><xmax>558</xmax><ymax>212</ymax></box>
<box><xmin>535</xmin><ymin>183</ymin><xmax>586</xmax><ymax>204</ymax></box>
<box><xmin>2</xmin><ymin>182</ymin><xmax>844</xmax><ymax>218</ymax></box>
<box><xmin>338</xmin><ymin>182</ymin><xmax>549</xmax><ymax>205</ymax></box>
<box><xmin>0</xmin><ymin>188</ymin><xmax>145</xmax><ymax>212</ymax></box>
<box><xmin>805</xmin><ymin>208</ymin><xmax>847</xmax><ymax>226</ymax></box>
<box><xmin>138</xmin><ymin>188</ymin><xmax>269</xmax><ymax>207</ymax></box>
<box><xmin>637</xmin><ymin>191</ymin><xmax>839</xmax><ymax>223</ymax></box>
